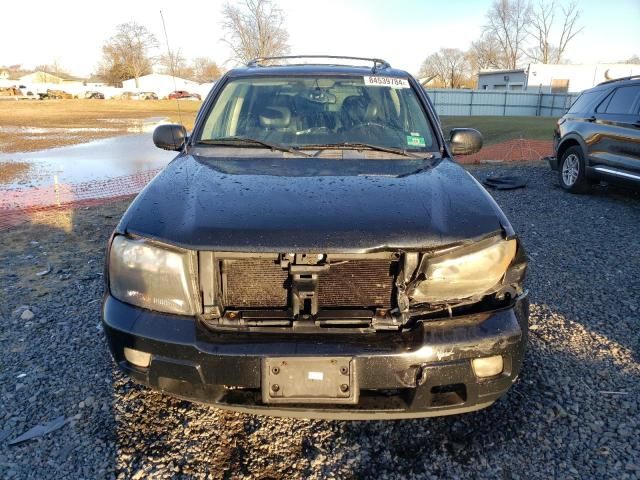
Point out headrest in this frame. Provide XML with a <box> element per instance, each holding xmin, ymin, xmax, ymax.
<box><xmin>365</xmin><ymin>101</ymin><xmax>378</xmax><ymax>120</ymax></box>
<box><xmin>259</xmin><ymin>106</ymin><xmax>291</xmax><ymax>128</ymax></box>
<box><xmin>342</xmin><ymin>96</ymin><xmax>378</xmax><ymax>122</ymax></box>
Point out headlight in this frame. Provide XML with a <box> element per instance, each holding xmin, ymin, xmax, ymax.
<box><xmin>409</xmin><ymin>237</ymin><xmax>517</xmax><ymax>304</ymax></box>
<box><xmin>109</xmin><ymin>236</ymin><xmax>199</xmax><ymax>315</ymax></box>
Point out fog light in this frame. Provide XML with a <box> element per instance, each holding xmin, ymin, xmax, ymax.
<box><xmin>472</xmin><ymin>355</ymin><xmax>503</xmax><ymax>378</ymax></box>
<box><xmin>124</xmin><ymin>347</ymin><xmax>151</xmax><ymax>368</ymax></box>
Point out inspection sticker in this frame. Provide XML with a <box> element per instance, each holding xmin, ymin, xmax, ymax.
<box><xmin>364</xmin><ymin>76</ymin><xmax>410</xmax><ymax>88</ymax></box>
<box><xmin>406</xmin><ymin>135</ymin><xmax>426</xmax><ymax>147</ymax></box>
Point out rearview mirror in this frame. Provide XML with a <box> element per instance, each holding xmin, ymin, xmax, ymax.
<box><xmin>449</xmin><ymin>128</ymin><xmax>483</xmax><ymax>156</ymax></box>
<box><xmin>153</xmin><ymin>124</ymin><xmax>187</xmax><ymax>151</ymax></box>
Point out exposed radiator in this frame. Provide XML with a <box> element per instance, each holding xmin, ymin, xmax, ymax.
<box><xmin>223</xmin><ymin>258</ymin><xmax>395</xmax><ymax>309</ymax></box>
<box><xmin>318</xmin><ymin>260</ymin><xmax>394</xmax><ymax>307</ymax></box>
<box><xmin>224</xmin><ymin>259</ymin><xmax>289</xmax><ymax>308</ymax></box>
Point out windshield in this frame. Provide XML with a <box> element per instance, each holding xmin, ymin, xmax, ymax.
<box><xmin>198</xmin><ymin>75</ymin><xmax>437</xmax><ymax>153</ymax></box>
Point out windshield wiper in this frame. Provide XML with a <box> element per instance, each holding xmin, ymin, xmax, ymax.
<box><xmin>197</xmin><ymin>137</ymin><xmax>313</xmax><ymax>157</ymax></box>
<box><xmin>301</xmin><ymin>142</ymin><xmax>433</xmax><ymax>159</ymax></box>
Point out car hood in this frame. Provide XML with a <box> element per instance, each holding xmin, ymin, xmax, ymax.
<box><xmin>119</xmin><ymin>154</ymin><xmax>513</xmax><ymax>252</ymax></box>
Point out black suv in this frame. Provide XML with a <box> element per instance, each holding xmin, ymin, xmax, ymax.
<box><xmin>102</xmin><ymin>56</ymin><xmax>528</xmax><ymax>419</ymax></box>
<box><xmin>550</xmin><ymin>75</ymin><xmax>640</xmax><ymax>193</ymax></box>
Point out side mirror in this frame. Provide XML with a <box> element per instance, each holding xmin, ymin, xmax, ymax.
<box><xmin>449</xmin><ymin>128</ymin><xmax>483</xmax><ymax>156</ymax></box>
<box><xmin>153</xmin><ymin>124</ymin><xmax>187</xmax><ymax>151</ymax></box>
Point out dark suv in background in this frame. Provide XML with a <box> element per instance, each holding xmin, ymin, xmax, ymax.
<box><xmin>550</xmin><ymin>76</ymin><xmax>640</xmax><ymax>193</ymax></box>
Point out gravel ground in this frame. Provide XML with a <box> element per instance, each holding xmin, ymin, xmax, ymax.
<box><xmin>1</xmin><ymin>160</ymin><xmax>639</xmax><ymax>479</ymax></box>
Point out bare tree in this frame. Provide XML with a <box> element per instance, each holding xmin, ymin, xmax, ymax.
<box><xmin>555</xmin><ymin>1</ymin><xmax>583</xmax><ymax>62</ymax></box>
<box><xmin>192</xmin><ymin>57</ymin><xmax>222</xmax><ymax>83</ymax></box>
<box><xmin>419</xmin><ymin>48</ymin><xmax>471</xmax><ymax>89</ymax></box>
<box><xmin>100</xmin><ymin>22</ymin><xmax>158</xmax><ymax>87</ymax></box>
<box><xmin>485</xmin><ymin>0</ymin><xmax>531</xmax><ymax>69</ymax></box>
<box><xmin>622</xmin><ymin>54</ymin><xmax>640</xmax><ymax>64</ymax></box>
<box><xmin>221</xmin><ymin>0</ymin><xmax>289</xmax><ymax>64</ymax></box>
<box><xmin>159</xmin><ymin>48</ymin><xmax>194</xmax><ymax>80</ymax></box>
<box><xmin>527</xmin><ymin>0</ymin><xmax>583</xmax><ymax>63</ymax></box>
<box><xmin>468</xmin><ymin>33</ymin><xmax>507</xmax><ymax>71</ymax></box>
<box><xmin>527</xmin><ymin>1</ymin><xmax>555</xmax><ymax>63</ymax></box>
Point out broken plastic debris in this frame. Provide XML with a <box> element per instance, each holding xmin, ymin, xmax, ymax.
<box><xmin>36</xmin><ymin>264</ymin><xmax>52</xmax><ymax>277</ymax></box>
<box><xmin>8</xmin><ymin>415</ymin><xmax>75</xmax><ymax>445</ymax></box>
<box><xmin>482</xmin><ymin>175</ymin><xmax>527</xmax><ymax>190</ymax></box>
<box><xmin>16</xmin><ymin>373</ymin><xmax>27</xmax><ymax>379</ymax></box>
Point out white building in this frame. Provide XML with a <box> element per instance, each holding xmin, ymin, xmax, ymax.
<box><xmin>478</xmin><ymin>63</ymin><xmax>640</xmax><ymax>93</ymax></box>
<box><xmin>122</xmin><ymin>73</ymin><xmax>201</xmax><ymax>98</ymax></box>
<box><xmin>477</xmin><ymin>69</ymin><xmax>527</xmax><ymax>91</ymax></box>
<box><xmin>525</xmin><ymin>63</ymin><xmax>640</xmax><ymax>93</ymax></box>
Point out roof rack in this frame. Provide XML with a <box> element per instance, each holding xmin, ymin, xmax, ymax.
<box><xmin>246</xmin><ymin>55</ymin><xmax>391</xmax><ymax>72</ymax></box>
<box><xmin>597</xmin><ymin>74</ymin><xmax>640</xmax><ymax>86</ymax></box>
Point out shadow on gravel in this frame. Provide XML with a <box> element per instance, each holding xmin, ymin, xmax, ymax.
<box><xmin>340</xmin><ymin>306</ymin><xmax>640</xmax><ymax>479</ymax></box>
<box><xmin>0</xmin><ymin>203</ymin><xmax>124</xmax><ymax>479</ymax></box>
<box><xmin>470</xmin><ymin>162</ymin><xmax>640</xmax><ymax>360</ymax></box>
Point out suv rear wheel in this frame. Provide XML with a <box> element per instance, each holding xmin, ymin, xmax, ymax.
<box><xmin>560</xmin><ymin>146</ymin><xmax>591</xmax><ymax>193</ymax></box>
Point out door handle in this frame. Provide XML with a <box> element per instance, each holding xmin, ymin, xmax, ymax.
<box><xmin>585</xmin><ymin>116</ymin><xmax>596</xmax><ymax>122</ymax></box>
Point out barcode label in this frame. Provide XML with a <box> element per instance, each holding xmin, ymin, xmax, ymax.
<box><xmin>364</xmin><ymin>76</ymin><xmax>410</xmax><ymax>88</ymax></box>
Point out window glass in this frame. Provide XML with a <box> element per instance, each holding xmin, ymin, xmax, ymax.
<box><xmin>199</xmin><ymin>76</ymin><xmax>437</xmax><ymax>152</ymax></box>
<box><xmin>595</xmin><ymin>91</ymin><xmax>613</xmax><ymax>113</ymax></box>
<box><xmin>604</xmin><ymin>85</ymin><xmax>640</xmax><ymax>115</ymax></box>
<box><xmin>568</xmin><ymin>91</ymin><xmax>600</xmax><ymax>114</ymax></box>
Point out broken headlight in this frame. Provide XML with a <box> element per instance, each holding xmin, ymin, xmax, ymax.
<box><xmin>109</xmin><ymin>236</ymin><xmax>199</xmax><ymax>315</ymax></box>
<box><xmin>409</xmin><ymin>236</ymin><xmax>517</xmax><ymax>304</ymax></box>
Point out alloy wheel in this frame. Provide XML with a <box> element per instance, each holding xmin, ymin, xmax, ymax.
<box><xmin>562</xmin><ymin>153</ymin><xmax>580</xmax><ymax>186</ymax></box>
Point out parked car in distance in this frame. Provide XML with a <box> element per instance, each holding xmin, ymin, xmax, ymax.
<box><xmin>103</xmin><ymin>55</ymin><xmax>529</xmax><ymax>420</ymax></box>
<box><xmin>117</xmin><ymin>91</ymin><xmax>139</xmax><ymax>100</ymax></box>
<box><xmin>43</xmin><ymin>89</ymin><xmax>74</xmax><ymax>99</ymax></box>
<box><xmin>85</xmin><ymin>91</ymin><xmax>105</xmax><ymax>99</ymax></box>
<box><xmin>0</xmin><ymin>86</ymin><xmax>38</xmax><ymax>100</ymax></box>
<box><xmin>550</xmin><ymin>75</ymin><xmax>640</xmax><ymax>193</ymax></box>
<box><xmin>18</xmin><ymin>85</ymin><xmax>39</xmax><ymax>99</ymax></box>
<box><xmin>168</xmin><ymin>90</ymin><xmax>201</xmax><ymax>100</ymax></box>
<box><xmin>117</xmin><ymin>91</ymin><xmax>159</xmax><ymax>100</ymax></box>
<box><xmin>0</xmin><ymin>86</ymin><xmax>22</xmax><ymax>98</ymax></box>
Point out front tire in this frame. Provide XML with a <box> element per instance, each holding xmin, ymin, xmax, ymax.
<box><xmin>560</xmin><ymin>146</ymin><xmax>590</xmax><ymax>194</ymax></box>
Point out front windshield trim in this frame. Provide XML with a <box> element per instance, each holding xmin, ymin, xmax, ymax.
<box><xmin>197</xmin><ymin>136</ymin><xmax>313</xmax><ymax>157</ymax></box>
<box><xmin>192</xmin><ymin>73</ymin><xmax>441</xmax><ymax>156</ymax></box>
<box><xmin>298</xmin><ymin>142</ymin><xmax>432</xmax><ymax>158</ymax></box>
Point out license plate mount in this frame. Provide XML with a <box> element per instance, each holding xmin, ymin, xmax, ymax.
<box><xmin>262</xmin><ymin>357</ymin><xmax>358</xmax><ymax>404</ymax></box>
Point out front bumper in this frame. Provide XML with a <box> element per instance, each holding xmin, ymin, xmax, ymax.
<box><xmin>102</xmin><ymin>294</ymin><xmax>529</xmax><ymax>420</ymax></box>
<box><xmin>548</xmin><ymin>135</ymin><xmax>560</xmax><ymax>170</ymax></box>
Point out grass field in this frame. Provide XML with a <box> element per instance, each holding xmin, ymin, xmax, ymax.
<box><xmin>440</xmin><ymin>116</ymin><xmax>557</xmax><ymax>144</ymax></box>
<box><xmin>0</xmin><ymin>99</ymin><xmax>200</xmax><ymax>153</ymax></box>
<box><xmin>0</xmin><ymin>99</ymin><xmax>557</xmax><ymax>154</ymax></box>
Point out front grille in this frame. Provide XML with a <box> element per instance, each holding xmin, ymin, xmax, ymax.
<box><xmin>223</xmin><ymin>258</ymin><xmax>395</xmax><ymax>309</ymax></box>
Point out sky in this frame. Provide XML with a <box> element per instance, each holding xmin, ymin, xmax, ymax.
<box><xmin>1</xmin><ymin>0</ymin><xmax>639</xmax><ymax>77</ymax></box>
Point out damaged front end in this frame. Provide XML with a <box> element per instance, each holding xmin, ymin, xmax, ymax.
<box><xmin>103</xmin><ymin>229</ymin><xmax>529</xmax><ymax>418</ymax></box>
<box><xmin>197</xmin><ymin>231</ymin><xmax>527</xmax><ymax>333</ymax></box>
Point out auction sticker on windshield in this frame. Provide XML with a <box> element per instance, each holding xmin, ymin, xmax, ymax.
<box><xmin>364</xmin><ymin>76</ymin><xmax>410</xmax><ymax>88</ymax></box>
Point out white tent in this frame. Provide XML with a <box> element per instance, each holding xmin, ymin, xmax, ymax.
<box><xmin>121</xmin><ymin>73</ymin><xmax>201</xmax><ymax>98</ymax></box>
